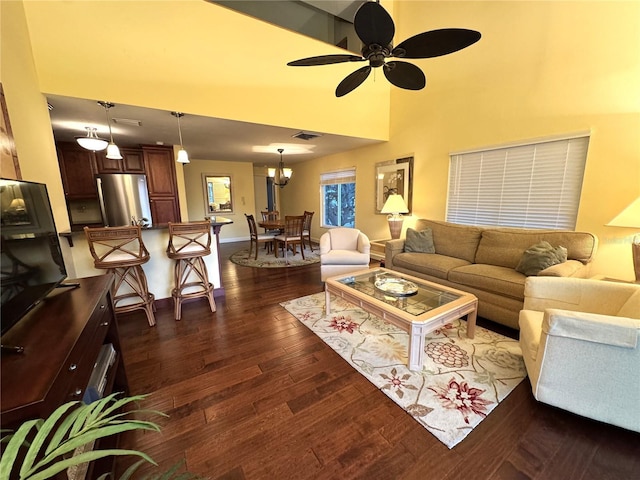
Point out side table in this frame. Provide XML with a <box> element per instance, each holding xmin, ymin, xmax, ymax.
<box><xmin>370</xmin><ymin>238</ymin><xmax>391</xmax><ymax>262</ymax></box>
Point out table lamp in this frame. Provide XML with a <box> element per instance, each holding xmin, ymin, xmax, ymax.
<box><xmin>381</xmin><ymin>194</ymin><xmax>409</xmax><ymax>239</ymax></box>
<box><xmin>606</xmin><ymin>196</ymin><xmax>640</xmax><ymax>282</ymax></box>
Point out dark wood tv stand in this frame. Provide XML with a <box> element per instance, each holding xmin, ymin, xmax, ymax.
<box><xmin>0</xmin><ymin>274</ymin><xmax>129</xmax><ymax>479</ymax></box>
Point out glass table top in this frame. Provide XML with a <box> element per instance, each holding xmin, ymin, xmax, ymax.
<box><xmin>336</xmin><ymin>269</ymin><xmax>461</xmax><ymax>317</ymax></box>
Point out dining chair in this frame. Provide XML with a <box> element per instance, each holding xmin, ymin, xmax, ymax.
<box><xmin>275</xmin><ymin>215</ymin><xmax>305</xmax><ymax>261</ymax></box>
<box><xmin>84</xmin><ymin>225</ymin><xmax>156</xmax><ymax>326</ymax></box>
<box><xmin>260</xmin><ymin>210</ymin><xmax>281</xmax><ymax>234</ymax></box>
<box><xmin>246</xmin><ymin>214</ymin><xmax>276</xmax><ymax>259</ymax></box>
<box><xmin>302</xmin><ymin>210</ymin><xmax>314</xmax><ymax>252</ymax></box>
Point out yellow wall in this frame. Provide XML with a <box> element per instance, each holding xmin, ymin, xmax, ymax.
<box><xmin>21</xmin><ymin>0</ymin><xmax>390</xmax><ymax>142</ymax></box>
<box><xmin>0</xmin><ymin>1</ymin><xmax>68</xmax><ymax>231</ymax></box>
<box><xmin>284</xmin><ymin>0</ymin><xmax>640</xmax><ymax>281</ymax></box>
<box><xmin>180</xmin><ymin>158</ymin><xmax>256</xmax><ymax>240</ymax></box>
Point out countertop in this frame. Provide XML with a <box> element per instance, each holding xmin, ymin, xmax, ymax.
<box><xmin>59</xmin><ymin>217</ymin><xmax>233</xmax><ymax>246</ymax></box>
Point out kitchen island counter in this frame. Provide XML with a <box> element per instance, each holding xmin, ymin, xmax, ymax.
<box><xmin>59</xmin><ymin>218</ymin><xmax>233</xmax><ymax>305</ymax></box>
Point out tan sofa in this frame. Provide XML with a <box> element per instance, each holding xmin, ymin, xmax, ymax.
<box><xmin>385</xmin><ymin>219</ymin><xmax>598</xmax><ymax>329</ymax></box>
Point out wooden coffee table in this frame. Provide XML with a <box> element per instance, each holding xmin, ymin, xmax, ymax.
<box><xmin>325</xmin><ymin>268</ymin><xmax>478</xmax><ymax>371</ymax></box>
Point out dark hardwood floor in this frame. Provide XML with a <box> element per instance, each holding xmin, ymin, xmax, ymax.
<box><xmin>115</xmin><ymin>241</ymin><xmax>640</xmax><ymax>480</ymax></box>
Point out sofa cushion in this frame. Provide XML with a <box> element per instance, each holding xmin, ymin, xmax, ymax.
<box><xmin>392</xmin><ymin>252</ymin><xmax>470</xmax><ymax>280</ymax></box>
<box><xmin>404</xmin><ymin>227</ymin><xmax>435</xmax><ymax>253</ymax></box>
<box><xmin>449</xmin><ymin>264</ymin><xmax>526</xmax><ymax>300</ymax></box>
<box><xmin>475</xmin><ymin>228</ymin><xmax>597</xmax><ymax>269</ymax></box>
<box><xmin>515</xmin><ymin>241</ymin><xmax>568</xmax><ymax>276</ymax></box>
<box><xmin>414</xmin><ymin>219</ymin><xmax>483</xmax><ymax>263</ymax></box>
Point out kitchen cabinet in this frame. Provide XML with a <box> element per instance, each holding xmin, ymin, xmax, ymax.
<box><xmin>56</xmin><ymin>142</ymin><xmax>98</xmax><ymax>199</ymax></box>
<box><xmin>95</xmin><ymin>150</ymin><xmax>122</xmax><ymax>173</ymax></box>
<box><xmin>94</xmin><ymin>148</ymin><xmax>145</xmax><ymax>174</ymax></box>
<box><xmin>121</xmin><ymin>148</ymin><xmax>146</xmax><ymax>173</ymax></box>
<box><xmin>56</xmin><ymin>142</ymin><xmax>180</xmax><ymax>228</ymax></box>
<box><xmin>142</xmin><ymin>145</ymin><xmax>180</xmax><ymax>225</ymax></box>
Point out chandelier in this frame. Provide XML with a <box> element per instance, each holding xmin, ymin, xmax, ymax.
<box><xmin>268</xmin><ymin>148</ymin><xmax>292</xmax><ymax>187</ymax></box>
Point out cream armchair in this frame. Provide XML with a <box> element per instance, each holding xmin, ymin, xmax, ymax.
<box><xmin>319</xmin><ymin>228</ymin><xmax>370</xmax><ymax>281</ymax></box>
<box><xmin>519</xmin><ymin>277</ymin><xmax>640</xmax><ymax>432</ymax></box>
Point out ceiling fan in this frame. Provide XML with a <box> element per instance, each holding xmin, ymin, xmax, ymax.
<box><xmin>287</xmin><ymin>0</ymin><xmax>481</xmax><ymax>97</ymax></box>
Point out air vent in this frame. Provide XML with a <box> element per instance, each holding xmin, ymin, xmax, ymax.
<box><xmin>292</xmin><ymin>131</ymin><xmax>321</xmax><ymax>141</ymax></box>
<box><xmin>113</xmin><ymin>118</ymin><xmax>142</xmax><ymax>127</ymax></box>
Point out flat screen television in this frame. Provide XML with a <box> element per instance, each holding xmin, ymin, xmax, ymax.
<box><xmin>1</xmin><ymin>178</ymin><xmax>68</xmax><ymax>336</ymax></box>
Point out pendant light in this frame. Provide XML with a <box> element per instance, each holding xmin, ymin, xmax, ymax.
<box><xmin>267</xmin><ymin>148</ymin><xmax>292</xmax><ymax>187</ymax></box>
<box><xmin>171</xmin><ymin>111</ymin><xmax>189</xmax><ymax>164</ymax></box>
<box><xmin>75</xmin><ymin>126</ymin><xmax>108</xmax><ymax>151</ymax></box>
<box><xmin>98</xmin><ymin>101</ymin><xmax>122</xmax><ymax>160</ymax></box>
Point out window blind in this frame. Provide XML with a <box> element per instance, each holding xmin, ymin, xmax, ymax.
<box><xmin>447</xmin><ymin>136</ymin><xmax>589</xmax><ymax>230</ymax></box>
<box><xmin>320</xmin><ymin>168</ymin><xmax>356</xmax><ymax>185</ymax></box>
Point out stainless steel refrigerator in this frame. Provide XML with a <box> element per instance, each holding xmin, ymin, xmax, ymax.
<box><xmin>96</xmin><ymin>174</ymin><xmax>153</xmax><ymax>227</ymax></box>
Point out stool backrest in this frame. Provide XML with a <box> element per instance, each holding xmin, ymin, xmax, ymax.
<box><xmin>84</xmin><ymin>225</ymin><xmax>149</xmax><ymax>268</ymax></box>
<box><xmin>167</xmin><ymin>221</ymin><xmax>212</xmax><ymax>258</ymax></box>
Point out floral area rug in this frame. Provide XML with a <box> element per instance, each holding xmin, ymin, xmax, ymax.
<box><xmin>230</xmin><ymin>246</ymin><xmax>320</xmax><ymax>268</ymax></box>
<box><xmin>281</xmin><ymin>292</ymin><xmax>527</xmax><ymax>448</ymax></box>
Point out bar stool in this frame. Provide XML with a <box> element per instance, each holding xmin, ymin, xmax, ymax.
<box><xmin>166</xmin><ymin>221</ymin><xmax>216</xmax><ymax>321</ymax></box>
<box><xmin>84</xmin><ymin>225</ymin><xmax>156</xmax><ymax>326</ymax></box>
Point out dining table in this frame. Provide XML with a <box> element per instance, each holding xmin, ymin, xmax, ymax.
<box><xmin>257</xmin><ymin>220</ymin><xmax>285</xmax><ymax>231</ymax></box>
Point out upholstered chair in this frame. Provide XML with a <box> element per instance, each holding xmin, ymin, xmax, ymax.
<box><xmin>519</xmin><ymin>276</ymin><xmax>640</xmax><ymax>432</ymax></box>
<box><xmin>319</xmin><ymin>227</ymin><xmax>371</xmax><ymax>281</ymax></box>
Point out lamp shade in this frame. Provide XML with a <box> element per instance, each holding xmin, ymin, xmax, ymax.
<box><xmin>381</xmin><ymin>194</ymin><xmax>409</xmax><ymax>214</ymax></box>
<box><xmin>606</xmin><ymin>197</ymin><xmax>640</xmax><ymax>228</ymax></box>
<box><xmin>106</xmin><ymin>142</ymin><xmax>123</xmax><ymax>160</ymax></box>
<box><xmin>176</xmin><ymin>148</ymin><xmax>190</xmax><ymax>164</ymax></box>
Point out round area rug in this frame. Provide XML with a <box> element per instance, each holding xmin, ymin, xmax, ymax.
<box><xmin>230</xmin><ymin>247</ymin><xmax>320</xmax><ymax>268</ymax></box>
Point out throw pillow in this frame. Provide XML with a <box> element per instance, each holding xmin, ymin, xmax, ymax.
<box><xmin>516</xmin><ymin>241</ymin><xmax>568</xmax><ymax>276</ymax></box>
<box><xmin>404</xmin><ymin>227</ymin><xmax>435</xmax><ymax>253</ymax></box>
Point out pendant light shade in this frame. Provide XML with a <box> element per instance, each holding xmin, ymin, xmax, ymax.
<box><xmin>98</xmin><ymin>101</ymin><xmax>122</xmax><ymax>160</ymax></box>
<box><xmin>76</xmin><ymin>127</ymin><xmax>108</xmax><ymax>151</ymax></box>
<box><xmin>171</xmin><ymin>111</ymin><xmax>190</xmax><ymax>164</ymax></box>
<box><xmin>268</xmin><ymin>148</ymin><xmax>292</xmax><ymax>187</ymax></box>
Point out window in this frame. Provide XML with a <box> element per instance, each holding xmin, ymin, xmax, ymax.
<box><xmin>446</xmin><ymin>135</ymin><xmax>589</xmax><ymax>230</ymax></box>
<box><xmin>320</xmin><ymin>168</ymin><xmax>356</xmax><ymax>227</ymax></box>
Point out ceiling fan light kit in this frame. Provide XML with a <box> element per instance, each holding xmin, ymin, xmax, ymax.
<box><xmin>287</xmin><ymin>0</ymin><xmax>481</xmax><ymax>97</ymax></box>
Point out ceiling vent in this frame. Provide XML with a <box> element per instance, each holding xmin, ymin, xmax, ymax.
<box><xmin>113</xmin><ymin>118</ymin><xmax>142</xmax><ymax>127</ymax></box>
<box><xmin>292</xmin><ymin>131</ymin><xmax>321</xmax><ymax>141</ymax></box>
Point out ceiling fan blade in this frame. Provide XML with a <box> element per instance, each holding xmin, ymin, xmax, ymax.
<box><xmin>287</xmin><ymin>54</ymin><xmax>364</xmax><ymax>66</ymax></box>
<box><xmin>393</xmin><ymin>29</ymin><xmax>481</xmax><ymax>59</ymax></box>
<box><xmin>335</xmin><ymin>65</ymin><xmax>372</xmax><ymax>97</ymax></box>
<box><xmin>383</xmin><ymin>61</ymin><xmax>426</xmax><ymax>90</ymax></box>
<box><xmin>354</xmin><ymin>1</ymin><xmax>395</xmax><ymax>47</ymax></box>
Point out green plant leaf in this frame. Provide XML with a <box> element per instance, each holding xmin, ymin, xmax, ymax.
<box><xmin>28</xmin><ymin>448</ymin><xmax>156</xmax><ymax>480</ymax></box>
<box><xmin>118</xmin><ymin>459</ymin><xmax>147</xmax><ymax>480</ymax></box>
<box><xmin>34</xmin><ymin>421</ymin><xmax>160</xmax><ymax>471</ymax></box>
<box><xmin>20</xmin><ymin>402</ymin><xmax>78</xmax><ymax>478</ymax></box>
<box><xmin>0</xmin><ymin>419</ymin><xmax>40</xmax><ymax>479</ymax></box>
<box><xmin>45</xmin><ymin>405</ymin><xmax>86</xmax><ymax>456</ymax></box>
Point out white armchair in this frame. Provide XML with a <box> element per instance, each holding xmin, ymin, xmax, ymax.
<box><xmin>319</xmin><ymin>228</ymin><xmax>370</xmax><ymax>281</ymax></box>
<box><xmin>519</xmin><ymin>277</ymin><xmax>640</xmax><ymax>432</ymax></box>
